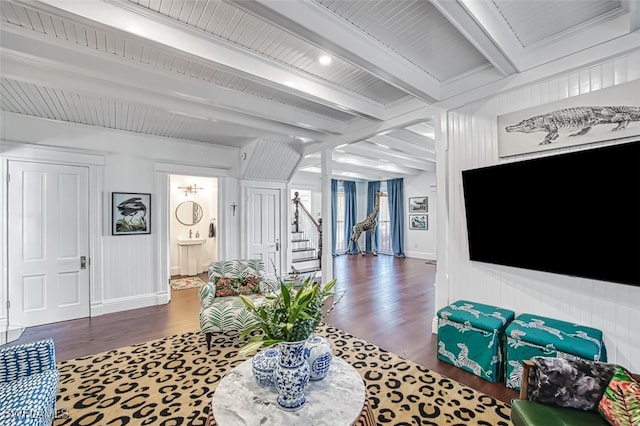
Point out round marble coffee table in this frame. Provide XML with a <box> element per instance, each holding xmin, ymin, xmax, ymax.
<box><xmin>208</xmin><ymin>356</ymin><xmax>374</xmax><ymax>426</ymax></box>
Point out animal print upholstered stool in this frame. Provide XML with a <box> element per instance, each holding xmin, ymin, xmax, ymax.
<box><xmin>504</xmin><ymin>313</ymin><xmax>607</xmax><ymax>390</ymax></box>
<box><xmin>436</xmin><ymin>300</ymin><xmax>515</xmax><ymax>382</ymax></box>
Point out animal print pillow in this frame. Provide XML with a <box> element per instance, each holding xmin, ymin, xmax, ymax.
<box><xmin>598</xmin><ymin>367</ymin><xmax>640</xmax><ymax>426</ymax></box>
<box><xmin>528</xmin><ymin>356</ymin><xmax>617</xmax><ymax>411</ymax></box>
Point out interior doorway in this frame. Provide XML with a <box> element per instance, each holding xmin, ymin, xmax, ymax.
<box><xmin>169</xmin><ymin>175</ymin><xmax>218</xmax><ymax>291</ymax></box>
<box><xmin>246</xmin><ymin>186</ymin><xmax>282</xmax><ymax>278</ymax></box>
<box><xmin>7</xmin><ymin>160</ymin><xmax>90</xmax><ymax>327</ymax></box>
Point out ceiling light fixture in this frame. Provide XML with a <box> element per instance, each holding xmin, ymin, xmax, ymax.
<box><xmin>319</xmin><ymin>55</ymin><xmax>332</xmax><ymax>66</ymax></box>
<box><xmin>177</xmin><ymin>184</ymin><xmax>202</xmax><ymax>196</ymax></box>
<box><xmin>377</xmin><ymin>164</ymin><xmax>396</xmax><ymax>171</ymax></box>
<box><xmin>301</xmin><ymin>166</ymin><xmax>321</xmax><ymax>173</ymax></box>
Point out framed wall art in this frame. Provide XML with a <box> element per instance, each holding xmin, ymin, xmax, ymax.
<box><xmin>409</xmin><ymin>196</ymin><xmax>428</xmax><ymax>213</ymax></box>
<box><xmin>498</xmin><ymin>79</ymin><xmax>640</xmax><ymax>157</ymax></box>
<box><xmin>112</xmin><ymin>192</ymin><xmax>151</xmax><ymax>235</ymax></box>
<box><xmin>409</xmin><ymin>214</ymin><xmax>428</xmax><ymax>230</ymax></box>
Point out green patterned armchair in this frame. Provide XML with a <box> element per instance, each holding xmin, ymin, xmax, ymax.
<box><xmin>199</xmin><ymin>259</ymin><xmax>275</xmax><ymax>350</ymax></box>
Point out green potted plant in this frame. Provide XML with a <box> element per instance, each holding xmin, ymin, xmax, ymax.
<box><xmin>238</xmin><ymin>275</ymin><xmax>337</xmax><ymax>411</ymax></box>
<box><xmin>238</xmin><ymin>276</ymin><xmax>336</xmax><ymax>355</ymax></box>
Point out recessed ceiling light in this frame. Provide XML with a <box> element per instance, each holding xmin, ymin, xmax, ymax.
<box><xmin>341</xmin><ymin>172</ymin><xmax>358</xmax><ymax>178</ymax></box>
<box><xmin>319</xmin><ymin>55</ymin><xmax>332</xmax><ymax>66</ymax></box>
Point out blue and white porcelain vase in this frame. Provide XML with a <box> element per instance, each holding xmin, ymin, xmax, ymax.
<box><xmin>305</xmin><ymin>333</ymin><xmax>333</xmax><ymax>380</ymax></box>
<box><xmin>273</xmin><ymin>340</ymin><xmax>310</xmax><ymax>411</ymax></box>
<box><xmin>252</xmin><ymin>348</ymin><xmax>279</xmax><ymax>387</ymax></box>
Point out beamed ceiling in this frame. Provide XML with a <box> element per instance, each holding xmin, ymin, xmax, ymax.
<box><xmin>1</xmin><ymin>0</ymin><xmax>638</xmax><ymax>181</ymax></box>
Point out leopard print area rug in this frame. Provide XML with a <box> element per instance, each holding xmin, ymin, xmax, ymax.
<box><xmin>53</xmin><ymin>324</ymin><xmax>511</xmax><ymax>425</ymax></box>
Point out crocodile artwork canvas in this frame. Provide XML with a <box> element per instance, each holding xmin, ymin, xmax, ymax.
<box><xmin>505</xmin><ymin>106</ymin><xmax>640</xmax><ymax>144</ymax></box>
<box><xmin>497</xmin><ymin>79</ymin><xmax>640</xmax><ymax>157</ymax></box>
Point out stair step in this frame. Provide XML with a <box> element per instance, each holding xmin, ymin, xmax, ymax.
<box><xmin>291</xmin><ymin>257</ymin><xmax>320</xmax><ymax>271</ymax></box>
<box><xmin>293</xmin><ymin>248</ymin><xmax>315</xmax><ymax>260</ymax></box>
<box><xmin>293</xmin><ymin>256</ymin><xmax>319</xmax><ymax>263</ymax></box>
<box><xmin>294</xmin><ymin>267</ymin><xmax>320</xmax><ymax>274</ymax></box>
<box><xmin>291</xmin><ymin>239</ymin><xmax>309</xmax><ymax>243</ymax></box>
<box><xmin>292</xmin><ymin>248</ymin><xmax>315</xmax><ymax>253</ymax></box>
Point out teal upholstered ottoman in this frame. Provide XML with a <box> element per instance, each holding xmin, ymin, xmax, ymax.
<box><xmin>437</xmin><ymin>300</ymin><xmax>515</xmax><ymax>382</ymax></box>
<box><xmin>504</xmin><ymin>313</ymin><xmax>607</xmax><ymax>390</ymax></box>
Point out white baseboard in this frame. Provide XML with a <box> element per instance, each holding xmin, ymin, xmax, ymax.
<box><xmin>404</xmin><ymin>250</ymin><xmax>436</xmax><ymax>260</ymax></box>
<box><xmin>156</xmin><ymin>291</ymin><xmax>170</xmax><ymax>305</ymax></box>
<box><xmin>432</xmin><ymin>315</ymin><xmax>439</xmax><ymax>334</ymax></box>
<box><xmin>90</xmin><ymin>303</ymin><xmax>103</xmax><ymax>317</ymax></box>
<box><xmin>95</xmin><ymin>293</ymin><xmax>170</xmax><ymax>316</ymax></box>
<box><xmin>169</xmin><ymin>265</ymin><xmax>208</xmax><ymax>277</ymax></box>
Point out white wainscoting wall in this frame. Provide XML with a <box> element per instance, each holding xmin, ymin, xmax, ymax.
<box><xmin>0</xmin><ymin>112</ymin><xmax>239</xmax><ymax>321</ymax></box>
<box><xmin>405</xmin><ymin>172</ymin><xmax>437</xmax><ymax>260</ymax></box>
<box><xmin>437</xmin><ymin>51</ymin><xmax>640</xmax><ymax>370</ymax></box>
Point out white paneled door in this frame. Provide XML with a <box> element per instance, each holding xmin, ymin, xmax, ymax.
<box><xmin>247</xmin><ymin>188</ymin><xmax>281</xmax><ymax>278</ymax></box>
<box><xmin>8</xmin><ymin>161</ymin><xmax>90</xmax><ymax>327</ymax></box>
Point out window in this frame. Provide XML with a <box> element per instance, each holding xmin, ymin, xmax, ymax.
<box><xmin>377</xmin><ymin>181</ymin><xmax>392</xmax><ymax>254</ymax></box>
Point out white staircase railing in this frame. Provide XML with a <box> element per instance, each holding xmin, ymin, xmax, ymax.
<box><xmin>291</xmin><ymin>192</ymin><xmax>321</xmax><ymax>272</ymax></box>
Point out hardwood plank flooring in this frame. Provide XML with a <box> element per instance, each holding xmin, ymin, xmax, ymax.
<box><xmin>6</xmin><ymin>255</ymin><xmax>517</xmax><ymax>405</ymax></box>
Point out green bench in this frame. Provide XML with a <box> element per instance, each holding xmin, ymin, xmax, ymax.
<box><xmin>505</xmin><ymin>313</ymin><xmax>606</xmax><ymax>390</ymax></box>
<box><xmin>436</xmin><ymin>300</ymin><xmax>515</xmax><ymax>382</ymax></box>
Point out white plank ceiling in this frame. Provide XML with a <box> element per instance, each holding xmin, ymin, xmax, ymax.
<box><xmin>0</xmin><ymin>0</ymin><xmax>636</xmax><ymax>181</ymax></box>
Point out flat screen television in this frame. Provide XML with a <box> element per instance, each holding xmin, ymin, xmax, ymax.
<box><xmin>461</xmin><ymin>141</ymin><xmax>640</xmax><ymax>287</ymax></box>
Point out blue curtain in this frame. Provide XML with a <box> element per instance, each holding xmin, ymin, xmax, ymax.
<box><xmin>365</xmin><ymin>181</ymin><xmax>381</xmax><ymax>253</ymax></box>
<box><xmin>387</xmin><ymin>178</ymin><xmax>405</xmax><ymax>257</ymax></box>
<box><xmin>343</xmin><ymin>180</ymin><xmax>358</xmax><ymax>254</ymax></box>
<box><xmin>331</xmin><ymin>179</ymin><xmax>338</xmax><ymax>256</ymax></box>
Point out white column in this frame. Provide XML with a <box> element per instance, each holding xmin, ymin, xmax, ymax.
<box><xmin>219</xmin><ymin>177</ymin><xmax>241</xmax><ymax>260</ymax></box>
<box><xmin>321</xmin><ymin>149</ymin><xmax>333</xmax><ymax>283</ymax></box>
<box><xmin>434</xmin><ymin>109</ymin><xmax>450</xmax><ymax>333</ymax></box>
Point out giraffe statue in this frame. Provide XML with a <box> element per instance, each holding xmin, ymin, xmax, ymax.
<box><xmin>347</xmin><ymin>191</ymin><xmax>387</xmax><ymax>256</ymax></box>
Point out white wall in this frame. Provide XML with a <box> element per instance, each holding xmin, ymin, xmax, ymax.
<box><xmin>437</xmin><ymin>52</ymin><xmax>640</xmax><ymax>369</ymax></box>
<box><xmin>404</xmin><ymin>172</ymin><xmax>437</xmax><ymax>260</ymax></box>
<box><xmin>1</xmin><ymin>112</ymin><xmax>239</xmax><ymax>319</ymax></box>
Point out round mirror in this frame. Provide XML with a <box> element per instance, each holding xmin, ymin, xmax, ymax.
<box><xmin>176</xmin><ymin>201</ymin><xmax>203</xmax><ymax>226</ymax></box>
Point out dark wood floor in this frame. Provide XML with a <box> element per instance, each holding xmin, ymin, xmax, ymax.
<box><xmin>7</xmin><ymin>255</ymin><xmax>517</xmax><ymax>405</ymax></box>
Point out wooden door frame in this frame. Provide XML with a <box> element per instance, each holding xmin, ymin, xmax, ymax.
<box><xmin>0</xmin><ymin>142</ymin><xmax>104</xmax><ymax>326</ymax></box>
<box><xmin>240</xmin><ymin>180</ymin><xmax>289</xmax><ymax>278</ymax></box>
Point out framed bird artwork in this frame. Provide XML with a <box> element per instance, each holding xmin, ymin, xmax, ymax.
<box><xmin>112</xmin><ymin>192</ymin><xmax>151</xmax><ymax>235</ymax></box>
